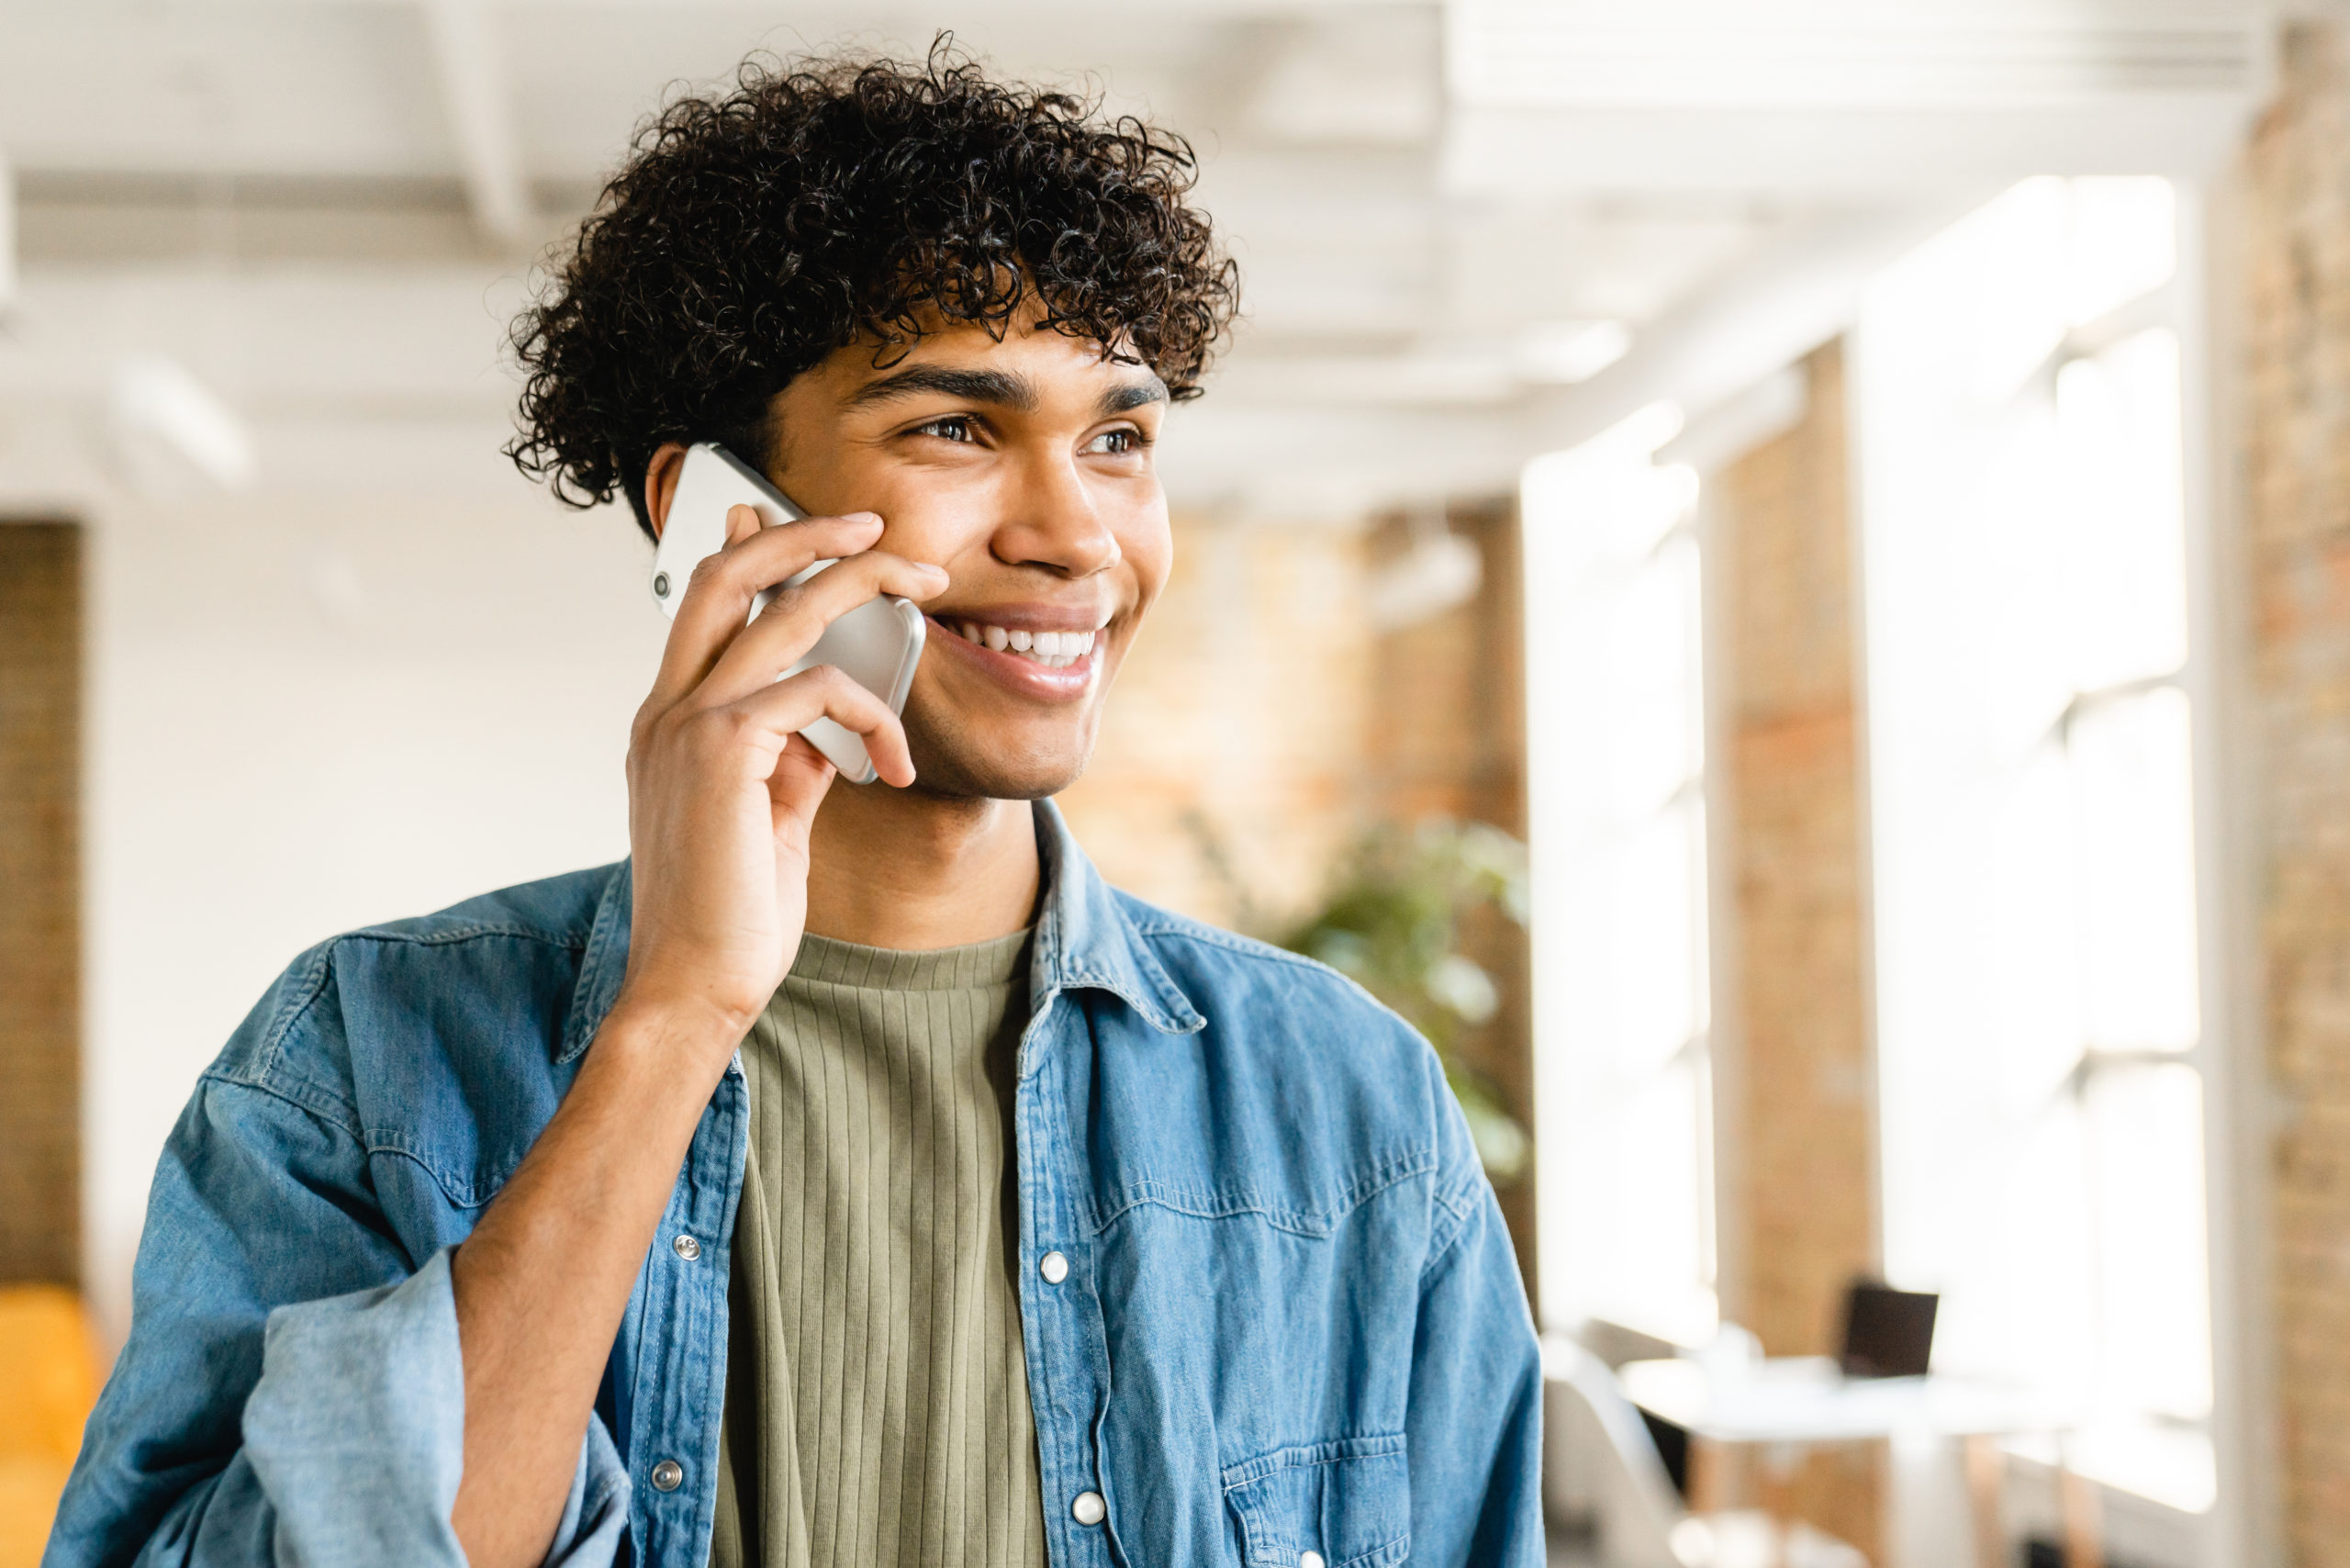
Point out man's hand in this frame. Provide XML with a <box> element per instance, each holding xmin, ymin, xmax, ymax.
<box><xmin>621</xmin><ymin>504</ymin><xmax>946</xmax><ymax>1052</ymax></box>
<box><xmin>447</xmin><ymin>505</ymin><xmax>943</xmax><ymax>1568</ymax></box>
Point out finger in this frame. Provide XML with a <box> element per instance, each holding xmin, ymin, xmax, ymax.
<box><xmin>647</xmin><ymin>511</ymin><xmax>886</xmax><ymax>708</ymax></box>
<box><xmin>652</xmin><ymin>510</ymin><xmax>882</xmax><ymax>704</ymax></box>
<box><xmin>766</xmin><ymin>732</ymin><xmax>841</xmax><ymax>815</ymax></box>
<box><xmin>697</xmin><ymin>550</ymin><xmax>947</xmax><ymax>705</ymax></box>
<box><xmin>721</xmin><ymin>664</ymin><xmax>918</xmax><ymax>789</ymax></box>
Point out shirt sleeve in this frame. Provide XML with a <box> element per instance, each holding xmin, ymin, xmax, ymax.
<box><xmin>44</xmin><ymin>1068</ymin><xmax>630</xmax><ymax>1568</ymax></box>
<box><xmin>1403</xmin><ymin>1139</ymin><xmax>1547</xmax><ymax>1566</ymax></box>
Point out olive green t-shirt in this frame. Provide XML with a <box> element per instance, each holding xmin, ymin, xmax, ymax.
<box><xmin>708</xmin><ymin>928</ymin><xmax>1048</xmax><ymax>1568</ymax></box>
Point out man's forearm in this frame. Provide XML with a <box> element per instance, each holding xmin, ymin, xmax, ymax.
<box><xmin>434</xmin><ymin>489</ymin><xmax>930</xmax><ymax>1565</ymax></box>
<box><xmin>448</xmin><ymin>998</ymin><xmax>743</xmax><ymax>1568</ymax></box>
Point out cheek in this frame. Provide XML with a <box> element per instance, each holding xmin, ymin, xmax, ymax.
<box><xmin>1119</xmin><ymin>510</ymin><xmax>1175</xmax><ymax>612</ymax></box>
<box><xmin>872</xmin><ymin>487</ymin><xmax>990</xmax><ymax>568</ymax></box>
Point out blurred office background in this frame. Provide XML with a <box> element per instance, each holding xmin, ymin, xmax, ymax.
<box><xmin>3</xmin><ymin>2</ymin><xmax>2346</xmax><ymax>1565</ymax></box>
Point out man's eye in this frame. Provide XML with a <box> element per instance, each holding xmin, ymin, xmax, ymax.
<box><xmin>915</xmin><ymin>416</ymin><xmax>976</xmax><ymax>443</ymax></box>
<box><xmin>1087</xmin><ymin>428</ymin><xmax>1143</xmax><ymax>455</ymax></box>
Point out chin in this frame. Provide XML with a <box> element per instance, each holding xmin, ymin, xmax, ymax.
<box><xmin>904</xmin><ymin>755</ymin><xmax>1088</xmax><ymax>802</ymax></box>
<box><xmin>901</xmin><ymin>719</ymin><xmax>1093</xmax><ymax>803</ymax></box>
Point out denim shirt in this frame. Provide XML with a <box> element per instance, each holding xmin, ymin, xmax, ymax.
<box><xmin>47</xmin><ymin>801</ymin><xmax>1543</xmax><ymax>1568</ymax></box>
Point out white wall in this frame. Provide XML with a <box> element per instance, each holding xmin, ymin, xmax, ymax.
<box><xmin>0</xmin><ymin>264</ymin><xmax>666</xmax><ymax>1343</ymax></box>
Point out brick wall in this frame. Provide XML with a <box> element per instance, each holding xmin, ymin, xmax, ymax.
<box><xmin>1711</xmin><ymin>343</ymin><xmax>1884</xmax><ymax>1558</ymax></box>
<box><xmin>1058</xmin><ymin>501</ymin><xmax>1538</xmax><ymax>1292</ymax></box>
<box><xmin>1056</xmin><ymin>511</ymin><xmax>1377</xmax><ymax>930</ymax></box>
<box><xmin>0</xmin><ymin>521</ymin><xmax>83</xmax><ymax>1287</ymax></box>
<box><xmin>1364</xmin><ymin>500</ymin><xmax>1528</xmax><ymax>834</ymax></box>
<box><xmin>1718</xmin><ymin>342</ymin><xmax>1875</xmax><ymax>1359</ymax></box>
<box><xmin>2243</xmin><ymin>24</ymin><xmax>2350</xmax><ymax>1564</ymax></box>
<box><xmin>1365</xmin><ymin>500</ymin><xmax>1538</xmax><ymax>1294</ymax></box>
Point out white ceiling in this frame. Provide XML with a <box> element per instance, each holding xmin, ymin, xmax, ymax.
<box><xmin>0</xmin><ymin>3</ymin><xmax>1791</xmax><ymax>345</ymax></box>
<box><xmin>0</xmin><ymin>0</ymin><xmax>2284</xmax><ymax>516</ymax></box>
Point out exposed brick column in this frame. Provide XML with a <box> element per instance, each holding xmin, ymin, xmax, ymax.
<box><xmin>1058</xmin><ymin>512</ymin><xmax>1375</xmax><ymax>928</ymax></box>
<box><xmin>1060</xmin><ymin>502</ymin><xmax>1536</xmax><ymax>1300</ymax></box>
<box><xmin>0</xmin><ymin>521</ymin><xmax>84</xmax><ymax>1287</ymax></box>
<box><xmin>2243</xmin><ymin>24</ymin><xmax>2350</xmax><ymax>1565</ymax></box>
<box><xmin>1714</xmin><ymin>343</ymin><xmax>1882</xmax><ymax>1558</ymax></box>
<box><xmin>1719</xmin><ymin>343</ymin><xmax>1875</xmax><ymax>1355</ymax></box>
<box><xmin>1365</xmin><ymin>499</ymin><xmax>1536</xmax><ymax>1303</ymax></box>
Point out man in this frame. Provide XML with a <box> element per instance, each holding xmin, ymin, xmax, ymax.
<box><xmin>48</xmin><ymin>48</ymin><xmax>1542</xmax><ymax>1568</ymax></box>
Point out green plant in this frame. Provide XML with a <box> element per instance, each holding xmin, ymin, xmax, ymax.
<box><xmin>1278</xmin><ymin>820</ymin><xmax>1532</xmax><ymax>1185</ymax></box>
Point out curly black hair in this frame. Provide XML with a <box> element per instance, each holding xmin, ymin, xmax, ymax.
<box><xmin>506</xmin><ymin>41</ymin><xmax>1240</xmax><ymax>538</ymax></box>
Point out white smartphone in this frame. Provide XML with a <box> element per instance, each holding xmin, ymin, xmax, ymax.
<box><xmin>649</xmin><ymin>442</ymin><xmax>926</xmax><ymax>785</ymax></box>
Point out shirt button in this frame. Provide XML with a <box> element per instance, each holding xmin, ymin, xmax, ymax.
<box><xmin>1070</xmin><ymin>1490</ymin><xmax>1106</xmax><ymax>1526</ymax></box>
<box><xmin>1039</xmin><ymin>1250</ymin><xmax>1069</xmax><ymax>1284</ymax></box>
<box><xmin>1301</xmin><ymin>1553</ymin><xmax>1326</xmax><ymax>1568</ymax></box>
<box><xmin>650</xmin><ymin>1459</ymin><xmax>684</xmax><ymax>1493</ymax></box>
<box><xmin>672</xmin><ymin>1234</ymin><xmax>701</xmax><ymax>1261</ymax></box>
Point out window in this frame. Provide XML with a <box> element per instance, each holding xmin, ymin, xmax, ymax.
<box><xmin>1523</xmin><ymin>404</ymin><xmax>1717</xmax><ymax>1346</ymax></box>
<box><xmin>1854</xmin><ymin>176</ymin><xmax>2218</xmax><ymax>1514</ymax></box>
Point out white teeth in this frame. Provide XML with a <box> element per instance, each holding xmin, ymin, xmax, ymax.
<box><xmin>955</xmin><ymin>622</ymin><xmax>1101</xmax><ymax>666</ymax></box>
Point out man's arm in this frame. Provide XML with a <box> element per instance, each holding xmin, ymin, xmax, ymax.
<box><xmin>1404</xmin><ymin>1157</ymin><xmax>1547</xmax><ymax>1565</ymax></box>
<box><xmin>48</xmin><ymin>504</ymin><xmax>941</xmax><ymax>1568</ymax></box>
<box><xmin>441</xmin><ymin>998</ymin><xmax>738</xmax><ymax>1565</ymax></box>
<box><xmin>445</xmin><ymin>503</ymin><xmax>945</xmax><ymax>1568</ymax></box>
<box><xmin>45</xmin><ymin>940</ymin><xmax>636</xmax><ymax>1568</ymax></box>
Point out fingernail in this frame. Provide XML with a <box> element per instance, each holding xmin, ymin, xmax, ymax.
<box><xmin>845</xmin><ymin>510</ymin><xmax>882</xmax><ymax>525</ymax></box>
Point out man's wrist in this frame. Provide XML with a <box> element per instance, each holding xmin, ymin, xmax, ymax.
<box><xmin>595</xmin><ymin>985</ymin><xmax>758</xmax><ymax>1076</ymax></box>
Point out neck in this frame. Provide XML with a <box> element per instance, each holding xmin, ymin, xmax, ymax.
<box><xmin>801</xmin><ymin>782</ymin><xmax>1042</xmax><ymax>951</ymax></box>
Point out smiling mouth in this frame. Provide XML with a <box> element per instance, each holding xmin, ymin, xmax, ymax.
<box><xmin>930</xmin><ymin>616</ymin><xmax>1100</xmax><ymax>671</ymax></box>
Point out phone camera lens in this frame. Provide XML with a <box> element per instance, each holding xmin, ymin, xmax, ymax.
<box><xmin>654</xmin><ymin>572</ymin><xmax>671</xmax><ymax>598</ymax></box>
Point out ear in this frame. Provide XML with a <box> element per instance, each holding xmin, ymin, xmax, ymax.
<box><xmin>643</xmin><ymin>442</ymin><xmax>691</xmax><ymax>542</ymax></box>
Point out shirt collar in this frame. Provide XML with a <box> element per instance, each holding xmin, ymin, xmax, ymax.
<box><xmin>1028</xmin><ymin>797</ymin><xmax>1206</xmax><ymax>1036</ymax></box>
<box><xmin>560</xmin><ymin>798</ymin><xmax>1203</xmax><ymax>1065</ymax></box>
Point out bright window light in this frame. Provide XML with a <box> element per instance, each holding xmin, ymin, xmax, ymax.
<box><xmin>1525</xmin><ymin>404</ymin><xmax>1718</xmax><ymax>1348</ymax></box>
<box><xmin>1855</xmin><ymin>176</ymin><xmax>2215</xmax><ymax>1514</ymax></box>
<box><xmin>2065</xmin><ymin>178</ymin><xmax>2177</xmax><ymax>328</ymax></box>
<box><xmin>2071</xmin><ymin>689</ymin><xmax>2199</xmax><ymax>1054</ymax></box>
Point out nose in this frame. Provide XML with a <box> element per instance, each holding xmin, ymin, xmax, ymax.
<box><xmin>990</xmin><ymin>449</ymin><xmax>1122</xmax><ymax>580</ymax></box>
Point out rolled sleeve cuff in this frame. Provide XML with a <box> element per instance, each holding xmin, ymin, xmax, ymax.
<box><xmin>241</xmin><ymin>1248</ymin><xmax>629</xmax><ymax>1568</ymax></box>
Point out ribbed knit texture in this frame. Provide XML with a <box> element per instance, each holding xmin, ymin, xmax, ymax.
<box><xmin>708</xmin><ymin>927</ymin><xmax>1047</xmax><ymax>1568</ymax></box>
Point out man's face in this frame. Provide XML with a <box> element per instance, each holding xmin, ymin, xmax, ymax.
<box><xmin>764</xmin><ymin>315</ymin><xmax>1172</xmax><ymax>801</ymax></box>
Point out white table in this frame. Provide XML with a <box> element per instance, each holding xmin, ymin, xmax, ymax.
<box><xmin>1617</xmin><ymin>1356</ymin><xmax>2095</xmax><ymax>1568</ymax></box>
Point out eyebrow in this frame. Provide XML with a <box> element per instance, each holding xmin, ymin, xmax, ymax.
<box><xmin>840</xmin><ymin>363</ymin><xmax>1170</xmax><ymax>419</ymax></box>
<box><xmin>1098</xmin><ymin>376</ymin><xmax>1169</xmax><ymax>416</ymax></box>
<box><xmin>841</xmin><ymin>365</ymin><xmax>1039</xmax><ymax>412</ymax></box>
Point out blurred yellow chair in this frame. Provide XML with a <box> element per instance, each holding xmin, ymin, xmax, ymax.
<box><xmin>0</xmin><ymin>1284</ymin><xmax>102</xmax><ymax>1568</ymax></box>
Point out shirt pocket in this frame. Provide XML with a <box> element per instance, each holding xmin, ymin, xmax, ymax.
<box><xmin>1221</xmin><ymin>1433</ymin><xmax>1410</xmax><ymax>1568</ymax></box>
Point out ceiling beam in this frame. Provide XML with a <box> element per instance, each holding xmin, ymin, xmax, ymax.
<box><xmin>1515</xmin><ymin>201</ymin><xmax>1966</xmax><ymax>460</ymax></box>
<box><xmin>1449</xmin><ymin>0</ymin><xmax>2269</xmax><ymax>110</ymax></box>
<box><xmin>419</xmin><ymin>0</ymin><xmax>529</xmax><ymax>247</ymax></box>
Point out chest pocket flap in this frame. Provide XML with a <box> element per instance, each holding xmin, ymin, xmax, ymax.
<box><xmin>1222</xmin><ymin>1433</ymin><xmax>1409</xmax><ymax>1568</ymax></box>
